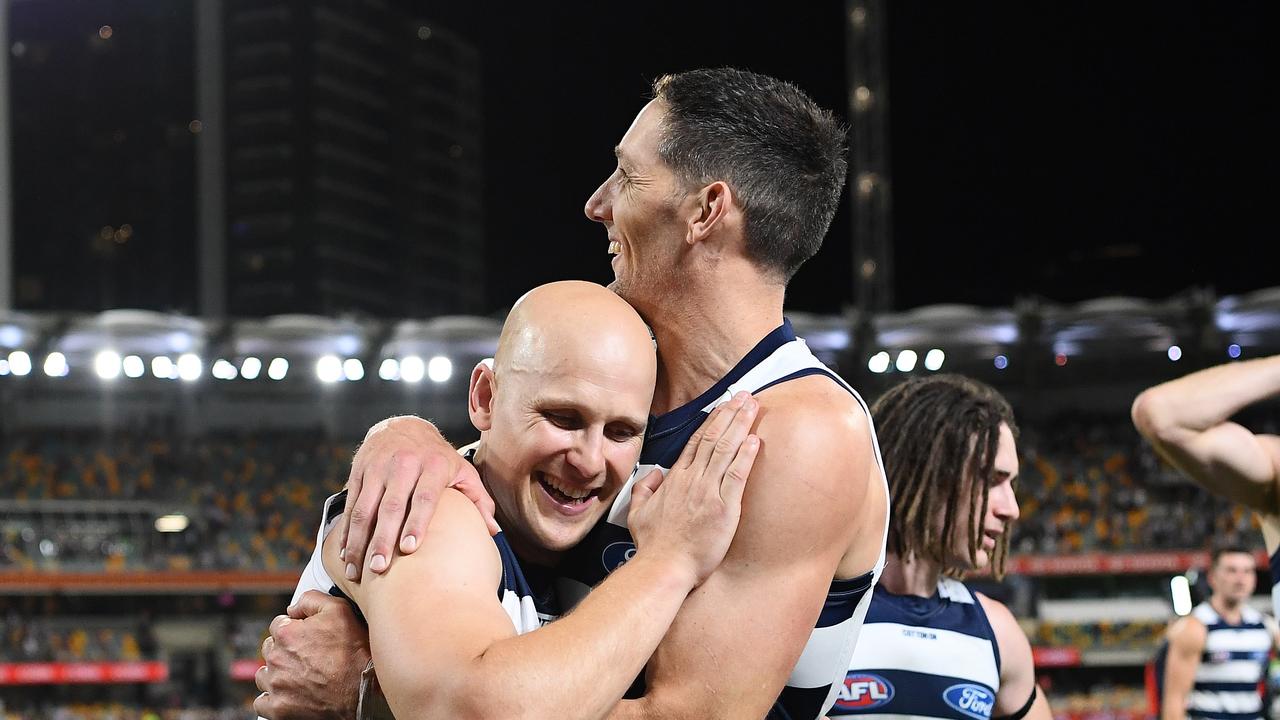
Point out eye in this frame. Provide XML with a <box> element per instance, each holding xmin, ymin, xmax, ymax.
<box><xmin>605</xmin><ymin>424</ymin><xmax>642</xmax><ymax>442</ymax></box>
<box><xmin>543</xmin><ymin>411</ymin><xmax>580</xmax><ymax>430</ymax></box>
<box><xmin>615</xmin><ymin>166</ymin><xmax>630</xmax><ymax>185</ymax></box>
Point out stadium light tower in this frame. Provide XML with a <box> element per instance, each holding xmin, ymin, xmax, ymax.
<box><xmin>846</xmin><ymin>0</ymin><xmax>893</xmax><ymax>314</ymax></box>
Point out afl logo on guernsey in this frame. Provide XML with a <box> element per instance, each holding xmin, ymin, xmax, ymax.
<box><xmin>943</xmin><ymin>683</ymin><xmax>995</xmax><ymax>720</ymax></box>
<box><xmin>602</xmin><ymin>542</ymin><xmax>637</xmax><ymax>573</ymax></box>
<box><xmin>833</xmin><ymin>673</ymin><xmax>894</xmax><ymax>710</ymax></box>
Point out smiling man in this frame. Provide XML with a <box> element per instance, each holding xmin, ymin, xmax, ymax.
<box><xmin>259</xmin><ymin>68</ymin><xmax>890</xmax><ymax>720</ymax></box>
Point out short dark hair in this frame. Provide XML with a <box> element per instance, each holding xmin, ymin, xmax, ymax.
<box><xmin>870</xmin><ymin>374</ymin><xmax>1019</xmax><ymax>578</ymax></box>
<box><xmin>651</xmin><ymin>68</ymin><xmax>847</xmax><ymax>282</ymax></box>
<box><xmin>1210</xmin><ymin>545</ymin><xmax>1255</xmax><ymax>568</ymax></box>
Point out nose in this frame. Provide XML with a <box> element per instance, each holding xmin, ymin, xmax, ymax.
<box><xmin>993</xmin><ymin>481</ymin><xmax>1020</xmax><ymax>523</ymax></box>
<box><xmin>566</xmin><ymin>429</ymin><xmax>607</xmax><ymax>480</ymax></box>
<box><xmin>584</xmin><ymin>176</ymin><xmax>612</xmax><ymax>224</ymax></box>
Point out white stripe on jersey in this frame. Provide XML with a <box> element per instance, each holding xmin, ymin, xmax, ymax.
<box><xmin>1203</xmin><ymin>627</ymin><xmax>1274</xmax><ymax>653</ymax></box>
<box><xmin>847</xmin><ymin>715</ymin><xmax>964</xmax><ymax>720</ymax></box>
<box><xmin>1192</xmin><ymin>660</ymin><xmax>1269</xmax><ymax>685</ymax></box>
<box><xmin>1188</xmin><ymin>690</ymin><xmax>1264</xmax><ymax>714</ymax></box>
<box><xmin>848</xmin><ymin>622</ymin><xmax>1001</xmax><ymax>691</ymax></box>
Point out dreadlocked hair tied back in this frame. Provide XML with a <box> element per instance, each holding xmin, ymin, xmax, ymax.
<box><xmin>870</xmin><ymin>374</ymin><xmax>1019</xmax><ymax>578</ymax></box>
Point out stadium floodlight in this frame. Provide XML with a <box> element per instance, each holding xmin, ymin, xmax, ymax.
<box><xmin>895</xmin><ymin>350</ymin><xmax>918</xmax><ymax>373</ymax></box>
<box><xmin>211</xmin><ymin>359</ymin><xmax>238</xmax><ymax>380</ymax></box>
<box><xmin>8</xmin><ymin>350</ymin><xmax>32</xmax><ymax>376</ymax></box>
<box><xmin>154</xmin><ymin>514</ymin><xmax>190</xmax><ymax>533</ymax></box>
<box><xmin>94</xmin><ymin>350</ymin><xmax>123</xmax><ymax>380</ymax></box>
<box><xmin>867</xmin><ymin>351</ymin><xmax>891</xmax><ymax>374</ymax></box>
<box><xmin>43</xmin><ymin>352</ymin><xmax>69</xmax><ymax>377</ymax></box>
<box><xmin>428</xmin><ymin>355</ymin><xmax>453</xmax><ymax>383</ymax></box>
<box><xmin>0</xmin><ymin>359</ymin><xmax>8</xmax><ymax>375</ymax></box>
<box><xmin>924</xmin><ymin>349</ymin><xmax>945</xmax><ymax>372</ymax></box>
<box><xmin>400</xmin><ymin>356</ymin><xmax>425</xmax><ymax>383</ymax></box>
<box><xmin>1170</xmin><ymin>575</ymin><xmax>1192</xmax><ymax>616</ymax></box>
<box><xmin>994</xmin><ymin>355</ymin><xmax>1009</xmax><ymax>370</ymax></box>
<box><xmin>267</xmin><ymin>357</ymin><xmax>289</xmax><ymax>381</ymax></box>
<box><xmin>1228</xmin><ymin>344</ymin><xmax>1242</xmax><ymax>359</ymax></box>
<box><xmin>177</xmin><ymin>353</ymin><xmax>203</xmax><ymax>382</ymax></box>
<box><xmin>152</xmin><ymin>356</ymin><xmax>175</xmax><ymax>379</ymax></box>
<box><xmin>1167</xmin><ymin>345</ymin><xmax>1182</xmax><ymax>362</ymax></box>
<box><xmin>122</xmin><ymin>355</ymin><xmax>145</xmax><ymax>378</ymax></box>
<box><xmin>316</xmin><ymin>354</ymin><xmax>343</xmax><ymax>383</ymax></box>
<box><xmin>344</xmin><ymin>358</ymin><xmax>365</xmax><ymax>382</ymax></box>
<box><xmin>378</xmin><ymin>358</ymin><xmax>400</xmax><ymax>381</ymax></box>
<box><xmin>240</xmin><ymin>356</ymin><xmax>262</xmax><ymax>380</ymax></box>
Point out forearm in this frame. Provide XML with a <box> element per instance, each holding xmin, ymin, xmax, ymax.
<box><xmin>1161</xmin><ymin>692</ymin><xmax>1188</xmax><ymax>720</ymax></box>
<box><xmin>375</xmin><ymin>554</ymin><xmax>696</xmax><ymax>720</ymax></box>
<box><xmin>1134</xmin><ymin>355</ymin><xmax>1280</xmax><ymax>437</ymax></box>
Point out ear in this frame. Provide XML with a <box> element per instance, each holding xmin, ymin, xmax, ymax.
<box><xmin>686</xmin><ymin>180</ymin><xmax>734</xmax><ymax>246</ymax></box>
<box><xmin>468</xmin><ymin>362</ymin><xmax>496</xmax><ymax>431</ymax></box>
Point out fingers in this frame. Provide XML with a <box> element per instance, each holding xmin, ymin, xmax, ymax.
<box><xmin>342</xmin><ymin>472</ymin><xmax>385</xmax><ymax>583</ymax></box>
<box><xmin>698</xmin><ymin>394</ymin><xmax>759</xmax><ymax>485</ymax></box>
<box><xmin>337</xmin><ymin>451</ymin><xmax>366</xmax><ymax>562</ymax></box>
<box><xmin>629</xmin><ymin>468</ymin><xmax>665</xmax><ymax>506</ymax></box>
<box><xmin>673</xmin><ymin>393</ymin><xmax>742</xmax><ymax>471</ymax></box>
<box><xmin>689</xmin><ymin>392</ymin><xmax>753</xmax><ymax>471</ymax></box>
<box><xmin>287</xmin><ymin>589</ymin><xmax>340</xmax><ymax>619</ymax></box>
<box><xmin>397</xmin><ymin>453</ymin><xmax>453</xmax><ymax>554</ymax></box>
<box><xmin>255</xmin><ymin>661</ymin><xmax>269</xmax><ymax>692</ymax></box>
<box><xmin>446</xmin><ymin>461</ymin><xmax>499</xmax><ymax>537</ymax></box>
<box><xmin>268</xmin><ymin>614</ymin><xmax>293</xmax><ymax>639</ymax></box>
<box><xmin>362</xmin><ymin>452</ymin><xmax>424</xmax><ymax>575</ymax></box>
<box><xmin>719</xmin><ymin>434</ymin><xmax>760</xmax><ymax>509</ymax></box>
<box><xmin>253</xmin><ymin>690</ymin><xmax>274</xmax><ymax>718</ymax></box>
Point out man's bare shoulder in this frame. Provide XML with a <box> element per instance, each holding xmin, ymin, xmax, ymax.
<box><xmin>751</xmin><ymin>375</ymin><xmax>873</xmax><ymax>483</ymax></box>
<box><xmin>1166</xmin><ymin>614</ymin><xmax>1208</xmax><ymax>647</ymax></box>
<box><xmin>323</xmin><ymin>489</ymin><xmax>500</xmax><ymax>601</ymax></box>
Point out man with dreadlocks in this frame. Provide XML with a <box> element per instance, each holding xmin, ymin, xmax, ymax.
<box><xmin>828</xmin><ymin>374</ymin><xmax>1051</xmax><ymax>720</ymax></box>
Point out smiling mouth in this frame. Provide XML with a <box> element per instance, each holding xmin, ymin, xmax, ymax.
<box><xmin>536</xmin><ymin>472</ymin><xmax>597</xmax><ymax>506</ymax></box>
<box><xmin>608</xmin><ymin>240</ymin><xmax>621</xmax><ymax>255</ymax></box>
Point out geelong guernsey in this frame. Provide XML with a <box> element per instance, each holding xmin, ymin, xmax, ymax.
<box><xmin>1185</xmin><ymin>601</ymin><xmax>1272</xmax><ymax>720</ymax></box>
<box><xmin>828</xmin><ymin>578</ymin><xmax>1001</xmax><ymax>720</ymax></box>
<box><xmin>557</xmin><ymin>319</ymin><xmax>891</xmax><ymax>720</ymax></box>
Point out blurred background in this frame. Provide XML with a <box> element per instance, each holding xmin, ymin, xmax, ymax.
<box><xmin>0</xmin><ymin>1</ymin><xmax>1276</xmax><ymax>718</ymax></box>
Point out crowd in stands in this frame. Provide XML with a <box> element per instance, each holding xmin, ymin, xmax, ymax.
<box><xmin>3</xmin><ymin>413</ymin><xmax>1275</xmax><ymax>574</ymax></box>
<box><xmin>1</xmin><ymin>431</ymin><xmax>353</xmax><ymax>572</ymax></box>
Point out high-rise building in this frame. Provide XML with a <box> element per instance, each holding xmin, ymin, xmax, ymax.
<box><xmin>223</xmin><ymin>0</ymin><xmax>483</xmax><ymax>318</ymax></box>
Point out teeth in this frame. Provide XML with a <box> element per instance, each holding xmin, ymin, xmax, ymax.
<box><xmin>608</xmin><ymin>241</ymin><xmax>621</xmax><ymax>255</ymax></box>
<box><xmin>543</xmin><ymin>475</ymin><xmax>591</xmax><ymax>500</ymax></box>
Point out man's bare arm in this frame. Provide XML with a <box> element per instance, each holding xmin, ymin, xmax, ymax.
<box><xmin>978</xmin><ymin>594</ymin><xmax>1051</xmax><ymax>720</ymax></box>
<box><xmin>326</xmin><ymin>398</ymin><xmax>760</xmax><ymax>720</ymax></box>
<box><xmin>1131</xmin><ymin>354</ymin><xmax>1280</xmax><ymax>513</ymax></box>
<box><xmin>612</xmin><ymin>380</ymin><xmax>885</xmax><ymax>718</ymax></box>
<box><xmin>1161</xmin><ymin>616</ymin><xmax>1206</xmax><ymax>720</ymax></box>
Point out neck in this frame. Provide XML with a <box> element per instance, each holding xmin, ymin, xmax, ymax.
<box><xmin>641</xmin><ymin>269</ymin><xmax>785</xmax><ymax>414</ymax></box>
<box><xmin>878</xmin><ymin>552</ymin><xmax>943</xmax><ymax>598</ymax></box>
<box><xmin>1210</xmin><ymin>594</ymin><xmax>1244</xmax><ymax>622</ymax></box>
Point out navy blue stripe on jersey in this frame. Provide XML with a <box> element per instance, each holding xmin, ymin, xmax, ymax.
<box><xmin>1201</xmin><ymin>650</ymin><xmax>1270</xmax><ymax>662</ymax></box>
<box><xmin>864</xmin><ymin>589</ymin><xmax>996</xmax><ymax>641</ymax></box>
<box><xmin>755</xmin><ymin>367</ymin><xmax>835</xmax><ymax>396</ymax></box>
<box><xmin>818</xmin><ymin>571</ymin><xmax>876</xmax><ymax>628</ymax></box>
<box><xmin>770</xmin><ymin>685</ymin><xmax>829</xmax><ymax>720</ymax></box>
<box><xmin>1204</xmin><ymin>622</ymin><xmax>1267</xmax><ymax>632</ymax></box>
<box><xmin>827</xmin><ymin>667</ymin><xmax>997</xmax><ymax>719</ymax></box>
<box><xmin>1271</xmin><ymin>548</ymin><xmax>1280</xmax><ymax>583</ymax></box>
<box><xmin>972</xmin><ymin>591</ymin><xmax>1002</xmax><ymax>675</ymax></box>
<box><xmin>1193</xmin><ymin>681</ymin><xmax>1267</xmax><ymax>693</ymax></box>
<box><xmin>1187</xmin><ymin>711</ymin><xmax>1265</xmax><ymax>720</ymax></box>
<box><xmin>644</xmin><ymin>319</ymin><xmax>797</xmax><ymax>442</ymax></box>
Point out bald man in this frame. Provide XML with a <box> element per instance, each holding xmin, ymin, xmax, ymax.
<box><xmin>261</xmin><ymin>281</ymin><xmax>761</xmax><ymax>719</ymax></box>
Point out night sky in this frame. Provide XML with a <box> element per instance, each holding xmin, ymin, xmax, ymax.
<box><xmin>433</xmin><ymin>1</ymin><xmax>1275</xmax><ymax>314</ymax></box>
<box><xmin>10</xmin><ymin>1</ymin><xmax>1275</xmax><ymax>316</ymax></box>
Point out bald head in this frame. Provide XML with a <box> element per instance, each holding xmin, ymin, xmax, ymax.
<box><xmin>469</xmin><ymin>281</ymin><xmax>656</xmax><ymax>561</ymax></box>
<box><xmin>494</xmin><ymin>280</ymin><xmax>655</xmax><ymax>383</ymax></box>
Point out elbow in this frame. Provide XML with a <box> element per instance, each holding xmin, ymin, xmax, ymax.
<box><xmin>1131</xmin><ymin>390</ymin><xmax>1175</xmax><ymax>445</ymax></box>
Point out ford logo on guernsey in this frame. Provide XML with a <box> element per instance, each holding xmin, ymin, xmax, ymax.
<box><xmin>943</xmin><ymin>683</ymin><xmax>996</xmax><ymax>720</ymax></box>
<box><xmin>601</xmin><ymin>542</ymin><xmax>637</xmax><ymax>572</ymax></box>
<box><xmin>833</xmin><ymin>673</ymin><xmax>894</xmax><ymax>710</ymax></box>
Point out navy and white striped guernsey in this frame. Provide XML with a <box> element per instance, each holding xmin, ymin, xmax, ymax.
<box><xmin>828</xmin><ymin>578</ymin><xmax>1001</xmax><ymax>720</ymax></box>
<box><xmin>557</xmin><ymin>319</ymin><xmax>890</xmax><ymax>720</ymax></box>
<box><xmin>289</xmin><ymin>488</ymin><xmax>556</xmax><ymax>635</ymax></box>
<box><xmin>1183</xmin><ymin>601</ymin><xmax>1273</xmax><ymax>720</ymax></box>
